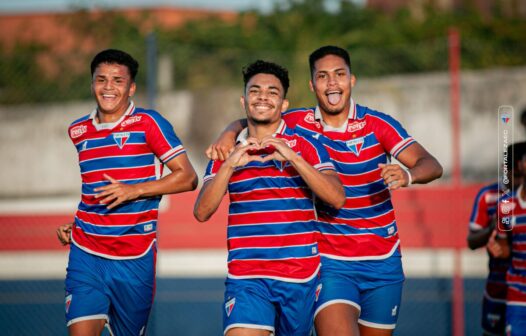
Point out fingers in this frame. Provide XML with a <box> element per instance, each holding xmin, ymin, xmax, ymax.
<box><xmin>56</xmin><ymin>223</ymin><xmax>72</xmax><ymax>246</ymax></box>
<box><xmin>378</xmin><ymin>164</ymin><xmax>408</xmax><ymax>190</ymax></box>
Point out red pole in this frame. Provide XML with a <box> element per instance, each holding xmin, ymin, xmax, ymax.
<box><xmin>449</xmin><ymin>27</ymin><xmax>462</xmax><ymax>187</ymax></box>
<box><xmin>449</xmin><ymin>27</ymin><xmax>464</xmax><ymax>336</ymax></box>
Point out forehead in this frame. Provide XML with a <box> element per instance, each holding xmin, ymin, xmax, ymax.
<box><xmin>93</xmin><ymin>62</ymin><xmax>130</xmax><ymax>77</ymax></box>
<box><xmin>313</xmin><ymin>54</ymin><xmax>349</xmax><ymax>72</ymax></box>
<box><xmin>246</xmin><ymin>73</ymin><xmax>283</xmax><ymax>91</ymax></box>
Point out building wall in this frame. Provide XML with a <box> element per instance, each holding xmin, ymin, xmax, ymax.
<box><xmin>1</xmin><ymin>66</ymin><xmax>525</xmax><ymax>198</ymax></box>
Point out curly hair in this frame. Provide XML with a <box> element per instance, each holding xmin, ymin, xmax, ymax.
<box><xmin>242</xmin><ymin>60</ymin><xmax>290</xmax><ymax>97</ymax></box>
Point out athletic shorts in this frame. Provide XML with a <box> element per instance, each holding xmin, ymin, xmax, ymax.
<box><xmin>223</xmin><ymin>276</ymin><xmax>320</xmax><ymax>335</ymax></box>
<box><xmin>65</xmin><ymin>243</ymin><xmax>156</xmax><ymax>336</ymax></box>
<box><xmin>315</xmin><ymin>255</ymin><xmax>404</xmax><ymax>329</ymax></box>
<box><xmin>481</xmin><ymin>294</ymin><xmax>506</xmax><ymax>335</ymax></box>
<box><xmin>506</xmin><ymin>304</ymin><xmax>526</xmax><ymax>336</ymax></box>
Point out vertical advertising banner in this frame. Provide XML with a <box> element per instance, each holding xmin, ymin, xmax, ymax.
<box><xmin>497</xmin><ymin>105</ymin><xmax>514</xmax><ymax>231</ymax></box>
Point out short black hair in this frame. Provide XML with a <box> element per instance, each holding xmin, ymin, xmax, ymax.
<box><xmin>242</xmin><ymin>60</ymin><xmax>289</xmax><ymax>97</ymax></box>
<box><xmin>309</xmin><ymin>45</ymin><xmax>351</xmax><ymax>78</ymax></box>
<box><xmin>509</xmin><ymin>141</ymin><xmax>526</xmax><ymax>168</ymax></box>
<box><xmin>90</xmin><ymin>49</ymin><xmax>139</xmax><ymax>81</ymax></box>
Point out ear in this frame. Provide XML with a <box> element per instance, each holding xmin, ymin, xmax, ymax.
<box><xmin>281</xmin><ymin>98</ymin><xmax>289</xmax><ymax>113</ymax></box>
<box><xmin>309</xmin><ymin>79</ymin><xmax>314</xmax><ymax>93</ymax></box>
<box><xmin>240</xmin><ymin>96</ymin><xmax>246</xmax><ymax>111</ymax></box>
<box><xmin>129</xmin><ymin>82</ymin><xmax>137</xmax><ymax>97</ymax></box>
<box><xmin>350</xmin><ymin>74</ymin><xmax>356</xmax><ymax>88</ymax></box>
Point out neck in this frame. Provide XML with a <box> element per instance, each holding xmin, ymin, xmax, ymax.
<box><xmin>319</xmin><ymin>100</ymin><xmax>351</xmax><ymax>127</ymax></box>
<box><xmin>97</xmin><ymin>103</ymin><xmax>130</xmax><ymax>124</ymax></box>
<box><xmin>520</xmin><ymin>183</ymin><xmax>526</xmax><ymax>201</ymax></box>
<box><xmin>247</xmin><ymin>119</ymin><xmax>282</xmax><ymax>140</ymax></box>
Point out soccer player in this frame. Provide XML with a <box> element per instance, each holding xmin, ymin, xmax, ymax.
<box><xmin>494</xmin><ymin>142</ymin><xmax>526</xmax><ymax>336</ymax></box>
<box><xmin>207</xmin><ymin>46</ymin><xmax>443</xmax><ymax>336</ymax></box>
<box><xmin>194</xmin><ymin>60</ymin><xmax>345</xmax><ymax>335</ymax></box>
<box><xmin>467</xmin><ymin>143</ymin><xmax>521</xmax><ymax>335</ymax></box>
<box><xmin>55</xmin><ymin>49</ymin><xmax>198</xmax><ymax>336</ymax></box>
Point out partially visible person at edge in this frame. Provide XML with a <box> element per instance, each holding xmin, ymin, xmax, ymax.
<box><xmin>55</xmin><ymin>49</ymin><xmax>198</xmax><ymax>336</ymax></box>
<box><xmin>206</xmin><ymin>45</ymin><xmax>443</xmax><ymax>335</ymax></box>
<box><xmin>467</xmin><ymin>142</ymin><xmax>522</xmax><ymax>336</ymax></box>
<box><xmin>493</xmin><ymin>142</ymin><xmax>526</xmax><ymax>336</ymax></box>
<box><xmin>194</xmin><ymin>60</ymin><xmax>345</xmax><ymax>335</ymax></box>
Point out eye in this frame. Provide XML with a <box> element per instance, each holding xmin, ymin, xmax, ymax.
<box><xmin>316</xmin><ymin>73</ymin><xmax>327</xmax><ymax>79</ymax></box>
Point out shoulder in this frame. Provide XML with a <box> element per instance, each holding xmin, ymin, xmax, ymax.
<box><xmin>358</xmin><ymin>104</ymin><xmax>399</xmax><ymax>124</ymax></box>
<box><xmin>68</xmin><ymin>114</ymin><xmax>90</xmax><ymax>139</ymax></box>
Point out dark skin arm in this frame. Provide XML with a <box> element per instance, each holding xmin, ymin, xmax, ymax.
<box><xmin>206</xmin><ymin>119</ymin><xmax>247</xmax><ymax>160</ymax></box>
<box><xmin>379</xmin><ymin>142</ymin><xmax>443</xmax><ymax>190</ymax></box>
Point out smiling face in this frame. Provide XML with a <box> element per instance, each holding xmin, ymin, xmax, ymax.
<box><xmin>309</xmin><ymin>54</ymin><xmax>354</xmax><ymax>116</ymax></box>
<box><xmin>241</xmin><ymin>73</ymin><xmax>289</xmax><ymax>125</ymax></box>
<box><xmin>91</xmin><ymin>62</ymin><xmax>136</xmax><ymax>119</ymax></box>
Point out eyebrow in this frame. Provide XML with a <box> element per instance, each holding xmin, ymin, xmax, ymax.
<box><xmin>248</xmin><ymin>84</ymin><xmax>282</xmax><ymax>92</ymax></box>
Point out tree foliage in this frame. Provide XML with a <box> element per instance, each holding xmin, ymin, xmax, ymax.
<box><xmin>1</xmin><ymin>0</ymin><xmax>525</xmax><ymax>105</ymax></box>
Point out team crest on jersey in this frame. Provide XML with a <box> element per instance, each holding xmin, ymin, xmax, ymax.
<box><xmin>346</xmin><ymin>137</ymin><xmax>365</xmax><ymax>156</ymax></box>
<box><xmin>347</xmin><ymin>121</ymin><xmax>366</xmax><ymax>133</ymax></box>
<box><xmin>121</xmin><ymin>115</ymin><xmax>142</xmax><ymax>128</ymax></box>
<box><xmin>65</xmin><ymin>294</ymin><xmax>72</xmax><ymax>314</ymax></box>
<box><xmin>225</xmin><ymin>298</ymin><xmax>236</xmax><ymax>317</ymax></box>
<box><xmin>113</xmin><ymin>132</ymin><xmax>130</xmax><ymax>149</ymax></box>
<box><xmin>70</xmin><ymin>125</ymin><xmax>87</xmax><ymax>139</ymax></box>
<box><xmin>315</xmin><ymin>284</ymin><xmax>322</xmax><ymax>302</ymax></box>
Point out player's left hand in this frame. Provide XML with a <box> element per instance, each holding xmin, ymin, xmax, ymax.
<box><xmin>94</xmin><ymin>174</ymin><xmax>141</xmax><ymax>209</ymax></box>
<box><xmin>259</xmin><ymin>136</ymin><xmax>297</xmax><ymax>162</ymax></box>
<box><xmin>378</xmin><ymin>163</ymin><xmax>410</xmax><ymax>190</ymax></box>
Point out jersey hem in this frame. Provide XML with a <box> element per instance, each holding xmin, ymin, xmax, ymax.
<box><xmin>227</xmin><ymin>264</ymin><xmax>320</xmax><ymax>283</ymax></box>
<box><xmin>320</xmin><ymin>239</ymin><xmax>400</xmax><ymax>261</ymax></box>
<box><xmin>71</xmin><ymin>237</ymin><xmax>156</xmax><ymax>260</ymax></box>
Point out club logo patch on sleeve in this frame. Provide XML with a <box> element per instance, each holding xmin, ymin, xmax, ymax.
<box><xmin>225</xmin><ymin>297</ymin><xmax>236</xmax><ymax>317</ymax></box>
<box><xmin>113</xmin><ymin>132</ymin><xmax>130</xmax><ymax>149</ymax></box>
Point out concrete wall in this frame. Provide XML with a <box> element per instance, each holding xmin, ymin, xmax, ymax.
<box><xmin>1</xmin><ymin>66</ymin><xmax>525</xmax><ymax>198</ymax></box>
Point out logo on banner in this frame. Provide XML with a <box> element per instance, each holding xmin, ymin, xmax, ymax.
<box><xmin>501</xmin><ymin>113</ymin><xmax>511</xmax><ymax>124</ymax></box>
<box><xmin>346</xmin><ymin>137</ymin><xmax>365</xmax><ymax>156</ymax></box>
<box><xmin>113</xmin><ymin>132</ymin><xmax>130</xmax><ymax>149</ymax></box>
<box><xmin>225</xmin><ymin>298</ymin><xmax>236</xmax><ymax>317</ymax></box>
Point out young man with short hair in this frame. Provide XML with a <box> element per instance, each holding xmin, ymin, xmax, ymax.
<box><xmin>56</xmin><ymin>49</ymin><xmax>198</xmax><ymax>335</ymax></box>
<box><xmin>194</xmin><ymin>60</ymin><xmax>345</xmax><ymax>335</ymax></box>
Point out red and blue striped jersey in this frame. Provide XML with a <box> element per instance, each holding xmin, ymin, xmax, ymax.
<box><xmin>68</xmin><ymin>102</ymin><xmax>186</xmax><ymax>259</ymax></box>
<box><xmin>281</xmin><ymin>99</ymin><xmax>415</xmax><ymax>260</ymax></box>
<box><xmin>203</xmin><ymin>121</ymin><xmax>336</xmax><ymax>282</ymax></box>
<box><xmin>469</xmin><ymin>182</ymin><xmax>509</xmax><ymax>301</ymax></box>
<box><xmin>498</xmin><ymin>185</ymin><xmax>526</xmax><ymax>305</ymax></box>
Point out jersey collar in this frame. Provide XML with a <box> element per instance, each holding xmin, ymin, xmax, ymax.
<box><xmin>314</xmin><ymin>98</ymin><xmax>356</xmax><ymax>133</ymax></box>
<box><xmin>236</xmin><ymin>119</ymin><xmax>287</xmax><ymax>144</ymax></box>
<box><xmin>89</xmin><ymin>101</ymin><xmax>136</xmax><ymax>131</ymax></box>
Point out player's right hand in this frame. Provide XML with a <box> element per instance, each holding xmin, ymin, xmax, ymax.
<box><xmin>56</xmin><ymin>223</ymin><xmax>73</xmax><ymax>246</ymax></box>
<box><xmin>206</xmin><ymin>132</ymin><xmax>237</xmax><ymax>161</ymax></box>
<box><xmin>225</xmin><ymin>137</ymin><xmax>265</xmax><ymax>168</ymax></box>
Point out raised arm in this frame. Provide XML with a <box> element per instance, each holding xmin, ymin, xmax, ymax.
<box><xmin>95</xmin><ymin>153</ymin><xmax>198</xmax><ymax>209</ymax></box>
<box><xmin>206</xmin><ymin>119</ymin><xmax>247</xmax><ymax>160</ymax></box>
<box><xmin>194</xmin><ymin>141</ymin><xmax>260</xmax><ymax>222</ymax></box>
<box><xmin>379</xmin><ymin>142</ymin><xmax>443</xmax><ymax>190</ymax></box>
